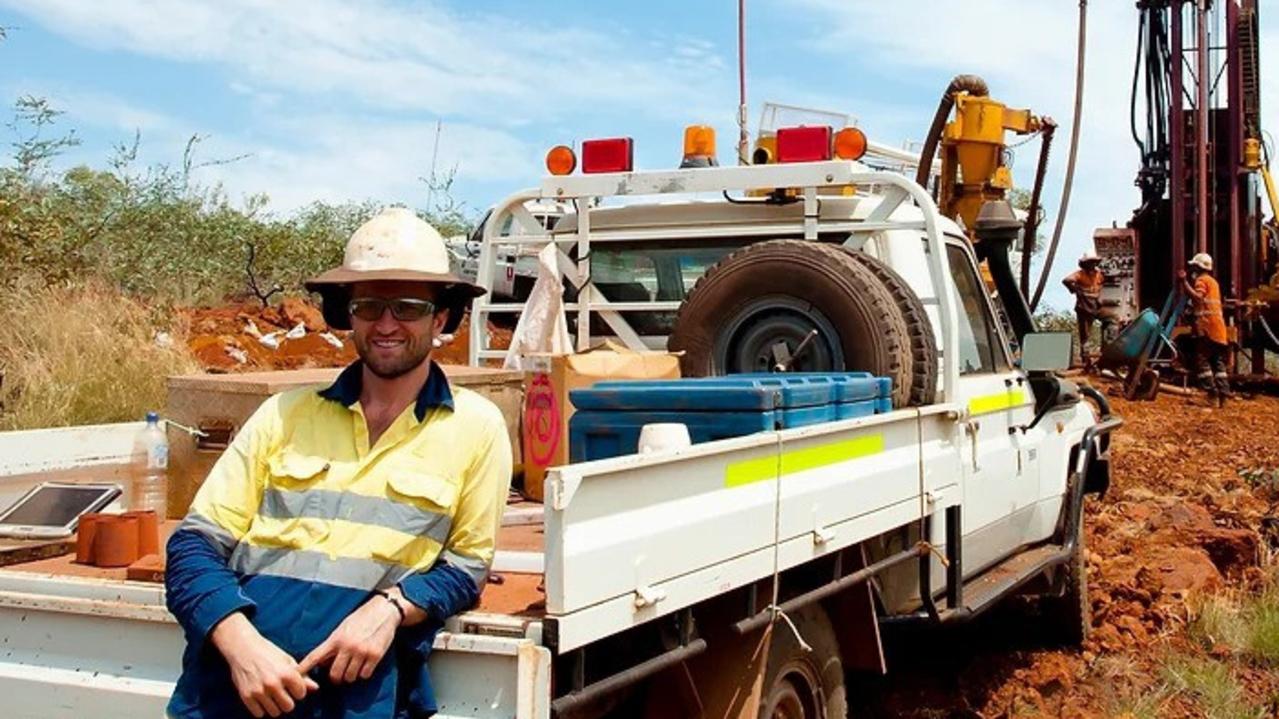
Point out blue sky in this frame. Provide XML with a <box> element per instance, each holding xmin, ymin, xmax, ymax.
<box><xmin>3</xmin><ymin>0</ymin><xmax>1277</xmax><ymax>310</ymax></box>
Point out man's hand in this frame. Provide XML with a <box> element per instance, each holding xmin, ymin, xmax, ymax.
<box><xmin>299</xmin><ymin>595</ymin><xmax>401</xmax><ymax>684</ymax></box>
<box><xmin>211</xmin><ymin>612</ymin><xmax>319</xmax><ymax>718</ymax></box>
<box><xmin>1178</xmin><ymin>269</ymin><xmax>1188</xmax><ymax>281</ymax></box>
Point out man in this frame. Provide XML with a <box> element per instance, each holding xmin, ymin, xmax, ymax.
<box><xmin>1062</xmin><ymin>250</ymin><xmax>1108</xmax><ymax>371</ymax></box>
<box><xmin>165</xmin><ymin>207</ymin><xmax>512</xmax><ymax>718</ymax></box>
<box><xmin>1180</xmin><ymin>252</ymin><xmax>1231</xmax><ymax>407</ymax></box>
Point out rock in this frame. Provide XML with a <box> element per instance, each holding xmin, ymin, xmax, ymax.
<box><xmin>1134</xmin><ymin>546</ymin><xmax>1221</xmax><ymax>595</ymax></box>
<box><xmin>1114</xmin><ymin>615</ymin><xmax>1149</xmax><ymax>643</ymax></box>
<box><xmin>259</xmin><ymin>305</ymin><xmax>287</xmax><ymax>329</ymax></box>
<box><xmin>280</xmin><ymin>297</ymin><xmax>326</xmax><ymax>332</ymax></box>
<box><xmin>1192</xmin><ymin>527</ymin><xmax>1258</xmax><ymax>575</ymax></box>
<box><xmin>1148</xmin><ymin>500</ymin><xmax>1214</xmax><ymax>531</ymax></box>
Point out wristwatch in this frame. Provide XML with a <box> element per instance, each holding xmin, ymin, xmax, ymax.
<box><xmin>373</xmin><ymin>589</ymin><xmax>407</xmax><ymax>625</ymax></box>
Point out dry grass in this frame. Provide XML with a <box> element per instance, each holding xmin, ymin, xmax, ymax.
<box><xmin>0</xmin><ymin>278</ymin><xmax>200</xmax><ymax>430</ymax></box>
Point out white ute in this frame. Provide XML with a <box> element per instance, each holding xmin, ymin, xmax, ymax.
<box><xmin>0</xmin><ymin>146</ymin><xmax>1118</xmax><ymax>718</ymax></box>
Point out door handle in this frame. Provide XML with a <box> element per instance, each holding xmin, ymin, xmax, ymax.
<box><xmin>965</xmin><ymin>419</ymin><xmax>981</xmax><ymax>472</ymax></box>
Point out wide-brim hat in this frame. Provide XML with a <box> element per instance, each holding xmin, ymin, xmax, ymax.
<box><xmin>305</xmin><ymin>207</ymin><xmax>485</xmax><ymax>332</ymax></box>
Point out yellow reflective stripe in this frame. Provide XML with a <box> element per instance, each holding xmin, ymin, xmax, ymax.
<box><xmin>967</xmin><ymin>388</ymin><xmax>1029</xmax><ymax>416</ymax></box>
<box><xmin>724</xmin><ymin>434</ymin><xmax>885</xmax><ymax>488</ymax></box>
<box><xmin>244</xmin><ymin>516</ymin><xmax>443</xmax><ymax>571</ymax></box>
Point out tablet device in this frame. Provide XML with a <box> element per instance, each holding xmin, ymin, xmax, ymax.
<box><xmin>0</xmin><ymin>482</ymin><xmax>122</xmax><ymax>539</ymax></box>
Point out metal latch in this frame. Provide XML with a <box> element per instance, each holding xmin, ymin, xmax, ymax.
<box><xmin>633</xmin><ymin>585</ymin><xmax>667</xmax><ymax>609</ymax></box>
<box><xmin>812</xmin><ymin>527</ymin><xmax>836</xmax><ymax>546</ymax></box>
<box><xmin>195</xmin><ymin>420</ymin><xmax>236</xmax><ymax>452</ymax></box>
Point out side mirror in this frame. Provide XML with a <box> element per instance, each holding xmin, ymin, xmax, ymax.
<box><xmin>1019</xmin><ymin>332</ymin><xmax>1073</xmax><ymax>372</ymax></box>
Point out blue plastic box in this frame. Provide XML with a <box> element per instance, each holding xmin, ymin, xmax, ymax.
<box><xmin>568</xmin><ymin>372</ymin><xmax>892</xmax><ymax>463</ymax></box>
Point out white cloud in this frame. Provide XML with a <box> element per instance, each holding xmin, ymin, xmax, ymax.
<box><xmin>190</xmin><ymin>115</ymin><xmax>540</xmax><ymax>213</ymax></box>
<box><xmin>0</xmin><ymin>0</ymin><xmax>733</xmax><ymax>122</ymax></box>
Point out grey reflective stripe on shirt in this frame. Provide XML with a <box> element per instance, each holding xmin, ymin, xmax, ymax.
<box><xmin>257</xmin><ymin>487</ymin><xmax>452</xmax><ymax>543</ymax></box>
<box><xmin>176</xmin><ymin>512</ymin><xmax>239</xmax><ymax>557</ymax></box>
<box><xmin>228</xmin><ymin>544</ymin><xmax>414</xmax><ymax>591</ymax></box>
<box><xmin>441</xmin><ymin>549</ymin><xmax>490</xmax><ymax>591</ymax></box>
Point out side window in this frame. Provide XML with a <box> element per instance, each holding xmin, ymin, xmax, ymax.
<box><xmin>945</xmin><ymin>245</ymin><xmax>1008</xmax><ymax>375</ymax></box>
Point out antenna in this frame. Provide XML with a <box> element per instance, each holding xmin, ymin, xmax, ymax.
<box><xmin>737</xmin><ymin>0</ymin><xmax>749</xmax><ymax>165</ymax></box>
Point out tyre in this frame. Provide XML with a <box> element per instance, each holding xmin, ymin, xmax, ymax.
<box><xmin>1040</xmin><ymin>516</ymin><xmax>1090</xmax><ymax>646</ymax></box>
<box><xmin>668</xmin><ymin>240</ymin><xmax>927</xmax><ymax>408</ymax></box>
<box><xmin>758</xmin><ymin>606</ymin><xmax>847</xmax><ymax>719</ymax></box>
<box><xmin>841</xmin><ymin>249</ymin><xmax>938</xmax><ymax>406</ymax></box>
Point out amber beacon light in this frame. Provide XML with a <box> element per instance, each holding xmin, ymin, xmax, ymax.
<box><xmin>680</xmin><ymin>125</ymin><xmax>718</xmax><ymax>168</ymax></box>
<box><xmin>546</xmin><ymin>145</ymin><xmax>577</xmax><ymax>176</ymax></box>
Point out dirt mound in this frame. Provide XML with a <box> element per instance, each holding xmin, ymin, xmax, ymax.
<box><xmin>182</xmin><ymin>300</ymin><xmax>513</xmax><ymax>372</ymax></box>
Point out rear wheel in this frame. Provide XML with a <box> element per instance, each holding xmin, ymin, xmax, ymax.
<box><xmin>669</xmin><ymin>240</ymin><xmax>929</xmax><ymax>408</ymax></box>
<box><xmin>758</xmin><ymin>606</ymin><xmax>847</xmax><ymax>719</ymax></box>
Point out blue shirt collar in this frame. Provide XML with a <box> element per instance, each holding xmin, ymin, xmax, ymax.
<box><xmin>318</xmin><ymin>360</ymin><xmax>454</xmax><ymax>421</ymax></box>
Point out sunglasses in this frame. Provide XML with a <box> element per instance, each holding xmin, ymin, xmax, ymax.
<box><xmin>347</xmin><ymin>297</ymin><xmax>438</xmax><ymax>322</ymax></box>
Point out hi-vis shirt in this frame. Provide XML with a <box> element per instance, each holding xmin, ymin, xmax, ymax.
<box><xmin>165</xmin><ymin>361</ymin><xmax>512</xmax><ymax>719</ymax></box>
<box><xmin>1192</xmin><ymin>274</ymin><xmax>1229</xmax><ymax>345</ymax></box>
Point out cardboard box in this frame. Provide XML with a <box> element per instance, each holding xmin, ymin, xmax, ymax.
<box><xmin>166</xmin><ymin>365</ymin><xmax>526</xmax><ymax>519</ymax></box>
<box><xmin>521</xmin><ymin>345</ymin><xmax>680</xmax><ymax>502</ymax></box>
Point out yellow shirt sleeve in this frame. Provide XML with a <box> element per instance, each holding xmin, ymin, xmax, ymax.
<box><xmin>441</xmin><ymin>406</ymin><xmax>513</xmax><ymax>578</ymax></box>
<box><xmin>184</xmin><ymin>394</ymin><xmax>283</xmax><ymax>544</ymax></box>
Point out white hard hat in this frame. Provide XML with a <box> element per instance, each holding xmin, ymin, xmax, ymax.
<box><xmin>305</xmin><ymin>207</ymin><xmax>485</xmax><ymax>331</ymax></box>
<box><xmin>1079</xmin><ymin>250</ymin><xmax>1100</xmax><ymax>264</ymax></box>
<box><xmin>1188</xmin><ymin>253</ymin><xmax>1213</xmax><ymax>272</ymax></box>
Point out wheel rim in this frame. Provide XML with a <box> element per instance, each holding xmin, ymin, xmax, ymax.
<box><xmin>764</xmin><ymin>672</ymin><xmax>820</xmax><ymax>719</ymax></box>
<box><xmin>713</xmin><ymin>296</ymin><xmax>845</xmax><ymax>374</ymax></box>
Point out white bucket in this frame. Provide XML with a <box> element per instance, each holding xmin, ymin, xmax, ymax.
<box><xmin>637</xmin><ymin>423</ymin><xmax>692</xmax><ymax>454</ymax></box>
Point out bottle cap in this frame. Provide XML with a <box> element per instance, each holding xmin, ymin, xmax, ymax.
<box><xmin>146</xmin><ymin>411</ymin><xmax>160</xmax><ymax>424</ymax></box>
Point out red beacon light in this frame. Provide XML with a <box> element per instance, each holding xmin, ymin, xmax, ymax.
<box><xmin>775</xmin><ymin>125</ymin><xmax>833</xmax><ymax>163</ymax></box>
<box><xmin>581</xmin><ymin>137</ymin><xmax>634</xmax><ymax>173</ymax></box>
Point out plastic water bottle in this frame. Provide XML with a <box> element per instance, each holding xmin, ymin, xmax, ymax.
<box><xmin>132</xmin><ymin>411</ymin><xmax>169</xmax><ymax>513</ymax></box>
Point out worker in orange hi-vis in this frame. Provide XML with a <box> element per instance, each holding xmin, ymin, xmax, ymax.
<box><xmin>1179</xmin><ymin>252</ymin><xmax>1231</xmax><ymax>407</ymax></box>
<box><xmin>1062</xmin><ymin>251</ymin><xmax>1108</xmax><ymax>372</ymax></box>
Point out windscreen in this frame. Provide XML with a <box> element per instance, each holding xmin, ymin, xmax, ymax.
<box><xmin>1</xmin><ymin>485</ymin><xmax>112</xmax><ymax>527</ymax></box>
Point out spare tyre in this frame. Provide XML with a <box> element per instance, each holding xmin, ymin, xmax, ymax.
<box><xmin>842</xmin><ymin>249</ymin><xmax>939</xmax><ymax>406</ymax></box>
<box><xmin>668</xmin><ymin>239</ymin><xmax>929</xmax><ymax>407</ymax></box>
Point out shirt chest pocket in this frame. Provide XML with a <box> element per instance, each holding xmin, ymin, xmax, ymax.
<box><xmin>355</xmin><ymin>469</ymin><xmax>458</xmax><ymax>568</ymax></box>
<box><xmin>259</xmin><ymin>450</ymin><xmax>333</xmax><ymax>547</ymax></box>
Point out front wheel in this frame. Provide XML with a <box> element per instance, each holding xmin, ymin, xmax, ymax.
<box><xmin>1038</xmin><ymin>515</ymin><xmax>1090</xmax><ymax>646</ymax></box>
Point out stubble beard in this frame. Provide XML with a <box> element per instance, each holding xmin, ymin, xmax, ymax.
<box><xmin>356</xmin><ymin>332</ymin><xmax>434</xmax><ymax>379</ymax></box>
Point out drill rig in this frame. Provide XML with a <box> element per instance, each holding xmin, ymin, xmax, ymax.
<box><xmin>1109</xmin><ymin>0</ymin><xmax>1276</xmax><ymax>378</ymax></box>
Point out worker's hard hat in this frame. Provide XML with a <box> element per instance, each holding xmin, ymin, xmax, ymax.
<box><xmin>1188</xmin><ymin>253</ymin><xmax>1214</xmax><ymax>272</ymax></box>
<box><xmin>305</xmin><ymin>207</ymin><xmax>485</xmax><ymax>332</ymax></box>
<box><xmin>1079</xmin><ymin>250</ymin><xmax>1100</xmax><ymax>265</ymax></box>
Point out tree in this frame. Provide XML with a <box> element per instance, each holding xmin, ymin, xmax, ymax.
<box><xmin>6</xmin><ymin>95</ymin><xmax>81</xmax><ymax>178</ymax></box>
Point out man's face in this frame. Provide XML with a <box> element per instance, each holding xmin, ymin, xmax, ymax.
<box><xmin>349</xmin><ymin>280</ymin><xmax>448</xmax><ymax>379</ymax></box>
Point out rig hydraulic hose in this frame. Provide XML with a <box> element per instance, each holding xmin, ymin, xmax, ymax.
<box><xmin>1021</xmin><ymin>120</ymin><xmax>1057</xmax><ymax>299</ymax></box>
<box><xmin>1031</xmin><ymin>0</ymin><xmax>1088</xmax><ymax>311</ymax></box>
<box><xmin>914</xmin><ymin>74</ymin><xmax>990</xmax><ymax>189</ymax></box>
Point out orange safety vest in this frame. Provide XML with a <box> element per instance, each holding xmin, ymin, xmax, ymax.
<box><xmin>1066</xmin><ymin>268</ymin><xmax>1103</xmax><ymax>315</ymax></box>
<box><xmin>1191</xmin><ymin>275</ymin><xmax>1229</xmax><ymax>344</ymax></box>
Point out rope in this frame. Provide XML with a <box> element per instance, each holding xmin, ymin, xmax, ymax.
<box><xmin>765</xmin><ymin>430</ymin><xmax>812</xmax><ymax>652</ymax></box>
<box><xmin>164</xmin><ymin>419</ymin><xmax>208</xmax><ymax>438</ymax></box>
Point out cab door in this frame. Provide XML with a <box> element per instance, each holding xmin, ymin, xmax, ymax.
<box><xmin>944</xmin><ymin>244</ymin><xmax>1038</xmax><ymax>576</ymax></box>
